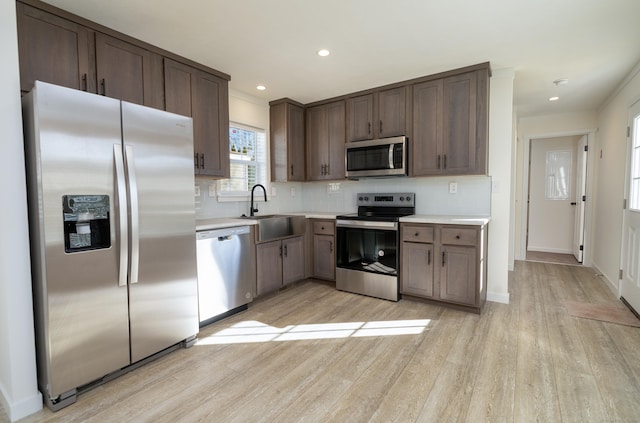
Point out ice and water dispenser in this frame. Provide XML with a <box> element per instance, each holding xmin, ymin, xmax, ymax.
<box><xmin>62</xmin><ymin>195</ymin><xmax>111</xmax><ymax>253</ymax></box>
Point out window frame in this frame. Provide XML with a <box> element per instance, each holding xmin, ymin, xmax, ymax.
<box><xmin>217</xmin><ymin>121</ymin><xmax>270</xmax><ymax>202</ymax></box>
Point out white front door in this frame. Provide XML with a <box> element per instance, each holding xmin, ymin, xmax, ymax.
<box><xmin>620</xmin><ymin>100</ymin><xmax>640</xmax><ymax>313</ymax></box>
<box><xmin>573</xmin><ymin>135</ymin><xmax>588</xmax><ymax>262</ymax></box>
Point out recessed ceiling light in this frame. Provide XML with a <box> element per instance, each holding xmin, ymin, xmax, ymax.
<box><xmin>549</xmin><ymin>96</ymin><xmax>560</xmax><ymax>101</ymax></box>
<box><xmin>256</xmin><ymin>85</ymin><xmax>266</xmax><ymax>91</ymax></box>
<box><xmin>317</xmin><ymin>49</ymin><xmax>330</xmax><ymax>57</ymax></box>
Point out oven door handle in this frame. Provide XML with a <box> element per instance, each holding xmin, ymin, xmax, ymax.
<box><xmin>336</xmin><ymin>220</ymin><xmax>398</xmax><ymax>230</ymax></box>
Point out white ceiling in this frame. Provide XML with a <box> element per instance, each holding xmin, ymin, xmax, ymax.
<box><xmin>42</xmin><ymin>0</ymin><xmax>640</xmax><ymax>117</ymax></box>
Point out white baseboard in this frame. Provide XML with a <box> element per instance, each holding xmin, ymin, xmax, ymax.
<box><xmin>0</xmin><ymin>385</ymin><xmax>42</xmax><ymax>422</ymax></box>
<box><xmin>527</xmin><ymin>246</ymin><xmax>573</xmax><ymax>254</ymax></box>
<box><xmin>487</xmin><ymin>291</ymin><xmax>510</xmax><ymax>304</ymax></box>
<box><xmin>592</xmin><ymin>263</ymin><xmax>619</xmax><ymax>296</ymax></box>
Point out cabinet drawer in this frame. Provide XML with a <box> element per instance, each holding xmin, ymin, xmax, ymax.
<box><xmin>402</xmin><ymin>225</ymin><xmax>434</xmax><ymax>243</ymax></box>
<box><xmin>441</xmin><ymin>227</ymin><xmax>477</xmax><ymax>246</ymax></box>
<box><xmin>313</xmin><ymin>221</ymin><xmax>335</xmax><ymax>235</ymax></box>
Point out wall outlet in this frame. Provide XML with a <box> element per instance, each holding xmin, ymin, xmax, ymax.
<box><xmin>208</xmin><ymin>184</ymin><xmax>216</xmax><ymax>197</ymax></box>
<box><xmin>327</xmin><ymin>183</ymin><xmax>341</xmax><ymax>194</ymax></box>
<box><xmin>448</xmin><ymin>182</ymin><xmax>458</xmax><ymax>194</ymax></box>
<box><xmin>194</xmin><ymin>185</ymin><xmax>201</xmax><ymax>197</ymax></box>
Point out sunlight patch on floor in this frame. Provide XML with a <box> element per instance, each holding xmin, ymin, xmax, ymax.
<box><xmin>196</xmin><ymin>319</ymin><xmax>432</xmax><ymax>345</ymax></box>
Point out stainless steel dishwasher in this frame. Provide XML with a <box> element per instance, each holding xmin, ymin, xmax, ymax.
<box><xmin>196</xmin><ymin>225</ymin><xmax>255</xmax><ymax>326</ymax></box>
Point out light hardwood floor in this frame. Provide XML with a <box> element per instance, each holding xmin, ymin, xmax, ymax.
<box><xmin>7</xmin><ymin>261</ymin><xmax>640</xmax><ymax>423</ymax></box>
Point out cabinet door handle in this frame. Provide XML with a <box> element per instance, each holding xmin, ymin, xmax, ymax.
<box><xmin>100</xmin><ymin>78</ymin><xmax>106</xmax><ymax>96</ymax></box>
<box><xmin>81</xmin><ymin>74</ymin><xmax>87</xmax><ymax>91</ymax></box>
<box><xmin>443</xmin><ymin>154</ymin><xmax>447</xmax><ymax>169</ymax></box>
<box><xmin>442</xmin><ymin>251</ymin><xmax>446</xmax><ymax>266</ymax></box>
<box><xmin>330</xmin><ymin>241</ymin><xmax>333</xmax><ymax>253</ymax></box>
<box><xmin>414</xmin><ymin>232</ymin><xmax>419</xmax><ymax>237</ymax></box>
<box><xmin>437</xmin><ymin>155</ymin><xmax>441</xmax><ymax>169</ymax></box>
<box><xmin>428</xmin><ymin>249</ymin><xmax>431</xmax><ymax>265</ymax></box>
<box><xmin>368</xmin><ymin>122</ymin><xmax>371</xmax><ymax>135</ymax></box>
<box><xmin>194</xmin><ymin>153</ymin><xmax>198</xmax><ymax>168</ymax></box>
<box><xmin>456</xmin><ymin>235</ymin><xmax>461</xmax><ymax>239</ymax></box>
<box><xmin>290</xmin><ymin>165</ymin><xmax>294</xmax><ymax>176</ymax></box>
<box><xmin>280</xmin><ymin>245</ymin><xmax>283</xmax><ymax>257</ymax></box>
<box><xmin>321</xmin><ymin>226</ymin><xmax>325</xmax><ymax>230</ymax></box>
<box><xmin>326</xmin><ymin>164</ymin><xmax>329</xmax><ymax>175</ymax></box>
<box><xmin>200</xmin><ymin>153</ymin><xmax>205</xmax><ymax>169</ymax></box>
<box><xmin>379</xmin><ymin>120</ymin><xmax>383</xmax><ymax>134</ymax></box>
<box><xmin>284</xmin><ymin>244</ymin><xmax>288</xmax><ymax>257</ymax></box>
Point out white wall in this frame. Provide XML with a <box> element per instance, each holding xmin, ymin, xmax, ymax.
<box><xmin>527</xmin><ymin>136</ymin><xmax>580</xmax><ymax>253</ymax></box>
<box><xmin>486</xmin><ymin>68</ymin><xmax>515</xmax><ymax>304</ymax></box>
<box><xmin>515</xmin><ymin>112</ymin><xmax>598</xmax><ymax>260</ymax></box>
<box><xmin>0</xmin><ymin>0</ymin><xmax>43</xmax><ymax>420</ymax></box>
<box><xmin>593</xmin><ymin>62</ymin><xmax>640</xmax><ymax>290</ymax></box>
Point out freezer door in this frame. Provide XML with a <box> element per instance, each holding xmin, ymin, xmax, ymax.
<box><xmin>121</xmin><ymin>101</ymin><xmax>199</xmax><ymax>363</ymax></box>
<box><xmin>23</xmin><ymin>81</ymin><xmax>130</xmax><ymax>399</ymax></box>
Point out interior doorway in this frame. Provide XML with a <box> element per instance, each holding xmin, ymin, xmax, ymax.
<box><xmin>521</xmin><ymin>133</ymin><xmax>591</xmax><ymax>266</ymax></box>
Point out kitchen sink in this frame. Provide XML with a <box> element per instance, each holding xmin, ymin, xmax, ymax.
<box><xmin>242</xmin><ymin>214</ymin><xmax>306</xmax><ymax>242</ymax></box>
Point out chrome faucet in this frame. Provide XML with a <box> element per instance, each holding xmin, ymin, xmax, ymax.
<box><xmin>250</xmin><ymin>184</ymin><xmax>267</xmax><ymax>216</ymax></box>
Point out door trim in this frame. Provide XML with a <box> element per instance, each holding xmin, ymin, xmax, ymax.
<box><xmin>519</xmin><ymin>130</ymin><xmax>596</xmax><ymax>266</ymax></box>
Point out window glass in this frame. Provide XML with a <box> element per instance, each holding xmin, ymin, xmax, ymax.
<box><xmin>218</xmin><ymin>123</ymin><xmax>268</xmax><ymax>197</ymax></box>
<box><xmin>545</xmin><ymin>150</ymin><xmax>572</xmax><ymax>200</ymax></box>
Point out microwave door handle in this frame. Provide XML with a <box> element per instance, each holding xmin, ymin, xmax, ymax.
<box><xmin>389</xmin><ymin>144</ymin><xmax>394</xmax><ymax>169</ymax></box>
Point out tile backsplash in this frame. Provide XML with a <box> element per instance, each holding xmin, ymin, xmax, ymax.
<box><xmin>195</xmin><ymin>175</ymin><xmax>491</xmax><ymax>219</ymax></box>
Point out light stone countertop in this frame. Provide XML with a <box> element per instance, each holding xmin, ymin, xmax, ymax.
<box><xmin>399</xmin><ymin>215</ymin><xmax>491</xmax><ymax>226</ymax></box>
<box><xmin>196</xmin><ymin>213</ymin><xmax>490</xmax><ymax>231</ymax></box>
<box><xmin>195</xmin><ymin>212</ymin><xmax>347</xmax><ymax>231</ymax></box>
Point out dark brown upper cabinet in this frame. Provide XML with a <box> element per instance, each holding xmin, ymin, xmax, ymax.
<box><xmin>16</xmin><ymin>2</ymin><xmax>95</xmax><ymax>94</ymax></box>
<box><xmin>306</xmin><ymin>100</ymin><xmax>345</xmax><ymax>181</ymax></box>
<box><xmin>17</xmin><ymin>0</ymin><xmax>231</xmax><ymax>177</ymax></box>
<box><xmin>412</xmin><ymin>68</ymin><xmax>489</xmax><ymax>176</ymax></box>
<box><xmin>164</xmin><ymin>58</ymin><xmax>230</xmax><ymax>177</ymax></box>
<box><xmin>377</xmin><ymin>87</ymin><xmax>407</xmax><ymax>138</ymax></box>
<box><xmin>95</xmin><ymin>33</ymin><xmax>164</xmax><ymax>109</ymax></box>
<box><xmin>347</xmin><ymin>94</ymin><xmax>374</xmax><ymax>141</ymax></box>
<box><xmin>269</xmin><ymin>99</ymin><xmax>305</xmax><ymax>182</ymax></box>
<box><xmin>347</xmin><ymin>86</ymin><xmax>407</xmax><ymax>142</ymax></box>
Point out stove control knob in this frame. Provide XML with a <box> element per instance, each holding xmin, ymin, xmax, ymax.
<box><xmin>406</xmin><ymin>196</ymin><xmax>411</xmax><ymax>202</ymax></box>
<box><xmin>358</xmin><ymin>196</ymin><xmax>363</xmax><ymax>201</ymax></box>
<box><xmin>399</xmin><ymin>196</ymin><xmax>405</xmax><ymax>201</ymax></box>
<box><xmin>364</xmin><ymin>196</ymin><xmax>369</xmax><ymax>201</ymax></box>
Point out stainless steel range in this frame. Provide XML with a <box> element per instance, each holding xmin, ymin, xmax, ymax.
<box><xmin>336</xmin><ymin>193</ymin><xmax>415</xmax><ymax>301</ymax></box>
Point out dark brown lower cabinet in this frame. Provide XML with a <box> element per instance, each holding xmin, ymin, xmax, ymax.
<box><xmin>400</xmin><ymin>223</ymin><xmax>487</xmax><ymax>313</ymax></box>
<box><xmin>311</xmin><ymin>220</ymin><xmax>335</xmax><ymax>280</ymax></box>
<box><xmin>256</xmin><ymin>236</ymin><xmax>305</xmax><ymax>297</ymax></box>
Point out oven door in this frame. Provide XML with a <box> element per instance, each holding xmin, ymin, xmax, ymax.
<box><xmin>335</xmin><ymin>220</ymin><xmax>399</xmax><ymax>301</ymax></box>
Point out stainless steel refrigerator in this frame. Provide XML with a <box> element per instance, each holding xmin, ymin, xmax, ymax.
<box><xmin>22</xmin><ymin>81</ymin><xmax>199</xmax><ymax>410</ymax></box>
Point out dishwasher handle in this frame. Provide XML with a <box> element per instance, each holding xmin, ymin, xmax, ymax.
<box><xmin>197</xmin><ymin>225</ymin><xmax>251</xmax><ymax>240</ymax></box>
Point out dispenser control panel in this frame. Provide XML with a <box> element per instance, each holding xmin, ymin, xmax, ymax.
<box><xmin>62</xmin><ymin>195</ymin><xmax>111</xmax><ymax>253</ymax></box>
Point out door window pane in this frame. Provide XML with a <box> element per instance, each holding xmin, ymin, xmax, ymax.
<box><xmin>545</xmin><ymin>150</ymin><xmax>572</xmax><ymax>200</ymax></box>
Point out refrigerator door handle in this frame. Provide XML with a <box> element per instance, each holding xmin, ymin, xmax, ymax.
<box><xmin>124</xmin><ymin>145</ymin><xmax>140</xmax><ymax>284</ymax></box>
<box><xmin>113</xmin><ymin>144</ymin><xmax>129</xmax><ymax>287</ymax></box>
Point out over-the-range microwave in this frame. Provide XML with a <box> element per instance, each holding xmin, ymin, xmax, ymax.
<box><xmin>345</xmin><ymin>135</ymin><xmax>408</xmax><ymax>178</ymax></box>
